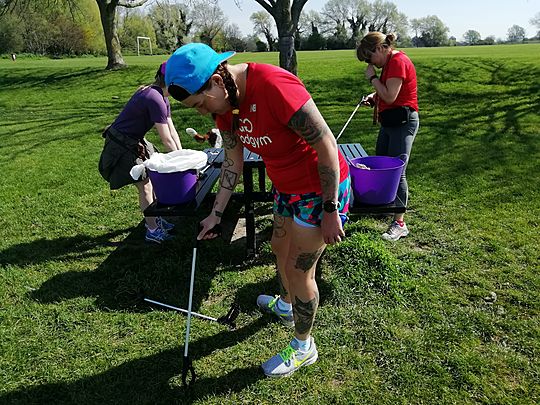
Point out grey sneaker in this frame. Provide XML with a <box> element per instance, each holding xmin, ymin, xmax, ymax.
<box><xmin>145</xmin><ymin>227</ymin><xmax>174</xmax><ymax>244</ymax></box>
<box><xmin>382</xmin><ymin>221</ymin><xmax>409</xmax><ymax>241</ymax></box>
<box><xmin>261</xmin><ymin>337</ymin><xmax>318</xmax><ymax>378</ymax></box>
<box><xmin>257</xmin><ymin>295</ymin><xmax>294</xmax><ymax>327</ymax></box>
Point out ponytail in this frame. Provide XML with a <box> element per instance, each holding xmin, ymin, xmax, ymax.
<box><xmin>385</xmin><ymin>33</ymin><xmax>397</xmax><ymax>47</ymax></box>
<box><xmin>215</xmin><ymin>63</ymin><xmax>240</xmax><ymax>134</ymax></box>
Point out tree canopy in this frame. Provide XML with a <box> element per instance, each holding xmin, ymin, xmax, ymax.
<box><xmin>1</xmin><ymin>0</ymin><xmax>535</xmax><ymax>71</ymax></box>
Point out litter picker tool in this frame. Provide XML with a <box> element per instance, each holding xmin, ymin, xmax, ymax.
<box><xmin>144</xmin><ymin>223</ymin><xmax>240</xmax><ymax>387</ymax></box>
<box><xmin>335</xmin><ymin>95</ymin><xmax>372</xmax><ymax>141</ymax></box>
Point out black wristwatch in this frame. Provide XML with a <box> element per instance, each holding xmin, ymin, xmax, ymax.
<box><xmin>323</xmin><ymin>200</ymin><xmax>341</xmax><ymax>213</ymax></box>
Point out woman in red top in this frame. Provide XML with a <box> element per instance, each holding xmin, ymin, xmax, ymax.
<box><xmin>357</xmin><ymin>32</ymin><xmax>419</xmax><ymax>241</ymax></box>
<box><xmin>165</xmin><ymin>43</ymin><xmax>350</xmax><ymax>378</ymax></box>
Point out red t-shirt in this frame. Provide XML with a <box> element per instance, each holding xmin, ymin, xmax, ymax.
<box><xmin>216</xmin><ymin>63</ymin><xmax>348</xmax><ymax>194</ymax></box>
<box><xmin>378</xmin><ymin>51</ymin><xmax>418</xmax><ymax>113</ymax></box>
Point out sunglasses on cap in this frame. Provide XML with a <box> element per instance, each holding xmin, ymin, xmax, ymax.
<box><xmin>167</xmin><ymin>83</ymin><xmax>191</xmax><ymax>102</ymax></box>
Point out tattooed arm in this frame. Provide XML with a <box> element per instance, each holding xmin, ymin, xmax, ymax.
<box><xmin>288</xmin><ymin>98</ymin><xmax>344</xmax><ymax>244</ymax></box>
<box><xmin>198</xmin><ymin>129</ymin><xmax>244</xmax><ymax>240</ymax></box>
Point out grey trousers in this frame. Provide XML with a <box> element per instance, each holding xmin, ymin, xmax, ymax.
<box><xmin>375</xmin><ymin>111</ymin><xmax>419</xmax><ymax>206</ymax></box>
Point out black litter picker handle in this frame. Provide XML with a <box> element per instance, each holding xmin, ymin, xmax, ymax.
<box><xmin>217</xmin><ymin>302</ymin><xmax>240</xmax><ymax>329</ymax></box>
<box><xmin>183</xmin><ymin>222</ymin><xmax>224</xmax><ymax>388</ymax></box>
<box><xmin>182</xmin><ymin>355</ymin><xmax>196</xmax><ymax>387</ymax></box>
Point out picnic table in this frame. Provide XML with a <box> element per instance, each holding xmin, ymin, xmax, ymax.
<box><xmin>144</xmin><ymin>143</ymin><xmax>406</xmax><ymax>257</ymax></box>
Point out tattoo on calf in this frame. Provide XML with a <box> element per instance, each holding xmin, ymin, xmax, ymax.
<box><xmin>294</xmin><ymin>247</ymin><xmax>324</xmax><ymax>273</ymax></box>
<box><xmin>293</xmin><ymin>293</ymin><xmax>319</xmax><ymax>335</ymax></box>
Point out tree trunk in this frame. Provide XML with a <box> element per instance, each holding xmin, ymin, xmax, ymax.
<box><xmin>278</xmin><ymin>35</ymin><xmax>296</xmax><ymax>75</ymax></box>
<box><xmin>275</xmin><ymin>2</ymin><xmax>296</xmax><ymax>75</ymax></box>
<box><xmin>97</xmin><ymin>0</ymin><xmax>126</xmax><ymax>70</ymax></box>
<box><xmin>254</xmin><ymin>0</ymin><xmax>307</xmax><ymax>76</ymax></box>
<box><xmin>264</xmin><ymin>32</ymin><xmax>274</xmax><ymax>51</ymax></box>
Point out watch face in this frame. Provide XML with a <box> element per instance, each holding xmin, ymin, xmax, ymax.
<box><xmin>323</xmin><ymin>201</ymin><xmax>339</xmax><ymax>213</ymax></box>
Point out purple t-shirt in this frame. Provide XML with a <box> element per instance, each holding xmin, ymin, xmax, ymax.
<box><xmin>111</xmin><ymin>85</ymin><xmax>170</xmax><ymax>140</ymax></box>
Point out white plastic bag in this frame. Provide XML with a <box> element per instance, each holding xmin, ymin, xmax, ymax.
<box><xmin>130</xmin><ymin>149</ymin><xmax>208</xmax><ymax>180</ymax></box>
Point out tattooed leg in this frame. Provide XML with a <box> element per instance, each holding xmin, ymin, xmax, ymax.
<box><xmin>271</xmin><ymin>214</ymin><xmax>292</xmax><ymax>303</ymax></box>
<box><xmin>292</xmin><ymin>292</ymin><xmax>320</xmax><ymax>338</ymax></box>
<box><xmin>285</xmin><ymin>221</ymin><xmax>326</xmax><ymax>340</ymax></box>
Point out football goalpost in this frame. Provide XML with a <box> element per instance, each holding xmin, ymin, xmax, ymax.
<box><xmin>136</xmin><ymin>36</ymin><xmax>153</xmax><ymax>56</ymax></box>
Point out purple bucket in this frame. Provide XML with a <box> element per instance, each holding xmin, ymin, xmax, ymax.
<box><xmin>349</xmin><ymin>156</ymin><xmax>405</xmax><ymax>205</ymax></box>
<box><xmin>148</xmin><ymin>169</ymin><xmax>197</xmax><ymax>205</ymax></box>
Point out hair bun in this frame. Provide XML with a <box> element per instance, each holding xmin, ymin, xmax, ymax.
<box><xmin>386</xmin><ymin>33</ymin><xmax>396</xmax><ymax>44</ymax></box>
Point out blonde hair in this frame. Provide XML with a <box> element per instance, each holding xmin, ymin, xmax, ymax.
<box><xmin>356</xmin><ymin>32</ymin><xmax>397</xmax><ymax>62</ymax></box>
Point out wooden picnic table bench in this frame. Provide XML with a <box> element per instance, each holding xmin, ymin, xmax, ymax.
<box><xmin>143</xmin><ymin>149</ymin><xmax>224</xmax><ymax>217</ymax></box>
<box><xmin>143</xmin><ymin>147</ymin><xmax>271</xmax><ymax>257</ymax></box>
<box><xmin>144</xmin><ymin>143</ymin><xmax>406</xmax><ymax>257</ymax></box>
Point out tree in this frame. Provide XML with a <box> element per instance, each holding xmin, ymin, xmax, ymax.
<box><xmin>303</xmin><ymin>22</ymin><xmax>326</xmax><ymax>50</ymax></box>
<box><xmin>531</xmin><ymin>12</ymin><xmax>540</xmax><ymax>39</ymax></box>
<box><xmin>295</xmin><ymin>9</ymin><xmax>323</xmax><ymax>49</ymax></box>
<box><xmin>148</xmin><ymin>0</ymin><xmax>191</xmax><ymax>52</ymax></box>
<box><xmin>463</xmin><ymin>29</ymin><xmax>481</xmax><ymax>45</ymax></box>
<box><xmin>220</xmin><ymin>23</ymin><xmax>248</xmax><ymax>52</ymax></box>
<box><xmin>0</xmin><ymin>12</ymin><xmax>24</xmax><ymax>53</ymax></box>
<box><xmin>48</xmin><ymin>14</ymin><xmax>88</xmax><ymax>55</ymax></box>
<box><xmin>366</xmin><ymin>0</ymin><xmax>408</xmax><ymax>39</ymax></box>
<box><xmin>191</xmin><ymin>0</ymin><xmax>227</xmax><ymax>47</ymax></box>
<box><xmin>0</xmin><ymin>2</ymin><xmax>102</xmax><ymax>55</ymax></box>
<box><xmin>96</xmin><ymin>0</ymin><xmax>150</xmax><ymax>69</ymax></box>
<box><xmin>321</xmin><ymin>0</ymin><xmax>370</xmax><ymax>48</ymax></box>
<box><xmin>482</xmin><ymin>35</ymin><xmax>495</xmax><ymax>45</ymax></box>
<box><xmin>251</xmin><ymin>0</ymin><xmax>309</xmax><ymax>75</ymax></box>
<box><xmin>118</xmin><ymin>8</ymin><xmax>156</xmax><ymax>53</ymax></box>
<box><xmin>507</xmin><ymin>24</ymin><xmax>525</xmax><ymax>43</ymax></box>
<box><xmin>530</xmin><ymin>11</ymin><xmax>540</xmax><ymax>29</ymax></box>
<box><xmin>250</xmin><ymin>10</ymin><xmax>276</xmax><ymax>51</ymax></box>
<box><xmin>326</xmin><ymin>21</ymin><xmax>348</xmax><ymax>49</ymax></box>
<box><xmin>413</xmin><ymin>15</ymin><xmax>449</xmax><ymax>47</ymax></box>
<box><xmin>1</xmin><ymin>0</ymin><xmax>149</xmax><ymax>69</ymax></box>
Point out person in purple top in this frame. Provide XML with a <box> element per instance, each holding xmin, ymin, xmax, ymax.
<box><xmin>99</xmin><ymin>62</ymin><xmax>182</xmax><ymax>243</ymax></box>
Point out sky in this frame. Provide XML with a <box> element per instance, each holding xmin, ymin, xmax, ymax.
<box><xmin>219</xmin><ymin>0</ymin><xmax>539</xmax><ymax>41</ymax></box>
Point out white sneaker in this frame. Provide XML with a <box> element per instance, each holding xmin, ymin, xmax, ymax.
<box><xmin>261</xmin><ymin>337</ymin><xmax>318</xmax><ymax>378</ymax></box>
<box><xmin>382</xmin><ymin>221</ymin><xmax>409</xmax><ymax>241</ymax></box>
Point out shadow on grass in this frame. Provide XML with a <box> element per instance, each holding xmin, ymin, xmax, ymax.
<box><xmin>0</xmin><ymin>318</ymin><xmax>268</xmax><ymax>404</ymax></box>
<box><xmin>21</xmin><ymin>218</ymin><xmax>257</xmax><ymax>313</ymax></box>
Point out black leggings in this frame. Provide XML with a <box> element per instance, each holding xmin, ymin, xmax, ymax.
<box><xmin>375</xmin><ymin>111</ymin><xmax>419</xmax><ymax>206</ymax></box>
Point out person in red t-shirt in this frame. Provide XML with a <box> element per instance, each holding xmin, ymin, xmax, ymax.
<box><xmin>357</xmin><ymin>32</ymin><xmax>419</xmax><ymax>241</ymax></box>
<box><xmin>165</xmin><ymin>43</ymin><xmax>351</xmax><ymax>378</ymax></box>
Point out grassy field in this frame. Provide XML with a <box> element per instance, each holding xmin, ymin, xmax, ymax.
<box><xmin>0</xmin><ymin>44</ymin><xmax>539</xmax><ymax>404</ymax></box>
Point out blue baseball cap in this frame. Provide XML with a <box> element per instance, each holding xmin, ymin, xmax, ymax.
<box><xmin>165</xmin><ymin>43</ymin><xmax>235</xmax><ymax>95</ymax></box>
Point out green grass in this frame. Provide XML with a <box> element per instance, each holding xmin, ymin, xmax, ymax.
<box><xmin>1</xmin><ymin>44</ymin><xmax>539</xmax><ymax>404</ymax></box>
